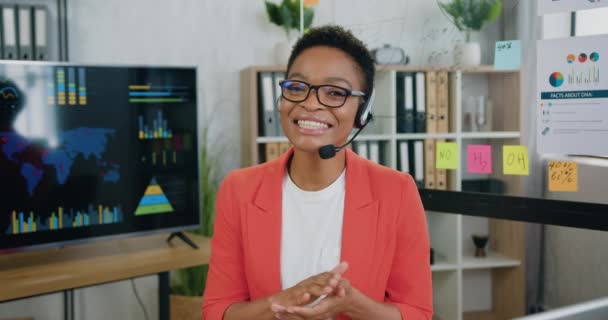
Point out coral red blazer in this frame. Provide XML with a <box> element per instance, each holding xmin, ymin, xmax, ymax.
<box><xmin>203</xmin><ymin>148</ymin><xmax>433</xmax><ymax>320</ymax></box>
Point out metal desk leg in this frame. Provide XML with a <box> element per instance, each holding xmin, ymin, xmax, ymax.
<box><xmin>159</xmin><ymin>272</ymin><xmax>170</xmax><ymax>320</ymax></box>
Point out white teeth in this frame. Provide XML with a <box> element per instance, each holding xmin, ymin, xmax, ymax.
<box><xmin>297</xmin><ymin>120</ymin><xmax>329</xmax><ymax>129</ymax></box>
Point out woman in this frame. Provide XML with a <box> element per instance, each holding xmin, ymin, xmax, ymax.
<box><xmin>203</xmin><ymin>25</ymin><xmax>432</xmax><ymax>320</ymax></box>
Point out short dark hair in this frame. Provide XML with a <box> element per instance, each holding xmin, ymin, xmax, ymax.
<box><xmin>287</xmin><ymin>25</ymin><xmax>375</xmax><ymax>100</ymax></box>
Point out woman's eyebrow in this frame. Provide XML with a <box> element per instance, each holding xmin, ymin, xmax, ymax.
<box><xmin>325</xmin><ymin>77</ymin><xmax>352</xmax><ymax>88</ymax></box>
<box><xmin>288</xmin><ymin>72</ymin><xmax>307</xmax><ymax>80</ymax></box>
<box><xmin>287</xmin><ymin>73</ymin><xmax>353</xmax><ymax>88</ymax></box>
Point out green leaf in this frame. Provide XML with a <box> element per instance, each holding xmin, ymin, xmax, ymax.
<box><xmin>265</xmin><ymin>1</ymin><xmax>283</xmax><ymax>27</ymax></box>
<box><xmin>303</xmin><ymin>7</ymin><xmax>314</xmax><ymax>29</ymax></box>
<box><xmin>487</xmin><ymin>0</ymin><xmax>502</xmax><ymax>22</ymax></box>
<box><xmin>279</xmin><ymin>2</ymin><xmax>294</xmax><ymax>34</ymax></box>
<box><xmin>437</xmin><ymin>0</ymin><xmax>502</xmax><ymax>32</ymax></box>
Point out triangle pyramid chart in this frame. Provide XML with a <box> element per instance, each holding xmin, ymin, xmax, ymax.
<box><xmin>135</xmin><ymin>177</ymin><xmax>174</xmax><ymax>216</ymax></box>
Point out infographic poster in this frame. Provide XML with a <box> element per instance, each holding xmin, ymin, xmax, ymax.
<box><xmin>537</xmin><ymin>35</ymin><xmax>608</xmax><ymax>156</ymax></box>
<box><xmin>538</xmin><ymin>0</ymin><xmax>608</xmax><ymax>15</ymax></box>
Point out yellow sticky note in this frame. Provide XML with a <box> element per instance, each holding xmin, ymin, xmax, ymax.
<box><xmin>503</xmin><ymin>145</ymin><xmax>529</xmax><ymax>175</ymax></box>
<box><xmin>436</xmin><ymin>142</ymin><xmax>459</xmax><ymax>169</ymax></box>
<box><xmin>548</xmin><ymin>161</ymin><xmax>578</xmax><ymax>192</ymax></box>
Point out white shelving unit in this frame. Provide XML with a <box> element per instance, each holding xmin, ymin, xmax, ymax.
<box><xmin>240</xmin><ymin>65</ymin><xmax>526</xmax><ymax>320</ymax></box>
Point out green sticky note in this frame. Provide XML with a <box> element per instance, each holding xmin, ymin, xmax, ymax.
<box><xmin>436</xmin><ymin>142</ymin><xmax>459</xmax><ymax>169</ymax></box>
<box><xmin>503</xmin><ymin>145</ymin><xmax>529</xmax><ymax>175</ymax></box>
<box><xmin>494</xmin><ymin>40</ymin><xmax>521</xmax><ymax>70</ymax></box>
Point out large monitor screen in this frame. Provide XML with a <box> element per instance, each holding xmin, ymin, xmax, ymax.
<box><xmin>0</xmin><ymin>62</ymin><xmax>199</xmax><ymax>250</ymax></box>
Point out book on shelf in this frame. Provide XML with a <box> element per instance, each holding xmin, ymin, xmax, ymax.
<box><xmin>425</xmin><ymin>71</ymin><xmax>438</xmax><ymax>134</ymax></box>
<box><xmin>259</xmin><ymin>72</ymin><xmax>278</xmax><ymax>137</ymax></box>
<box><xmin>396</xmin><ymin>72</ymin><xmax>415</xmax><ymax>133</ymax></box>
<box><xmin>264</xmin><ymin>142</ymin><xmax>280</xmax><ymax>162</ymax></box>
<box><xmin>436</xmin><ymin>71</ymin><xmax>450</xmax><ymax>133</ymax></box>
<box><xmin>414</xmin><ymin>72</ymin><xmax>426</xmax><ymax>133</ymax></box>
<box><xmin>435</xmin><ymin>139</ymin><xmax>448</xmax><ymax>190</ymax></box>
<box><xmin>424</xmin><ymin>139</ymin><xmax>436</xmax><ymax>189</ymax></box>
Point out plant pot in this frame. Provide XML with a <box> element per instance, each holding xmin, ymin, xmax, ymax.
<box><xmin>454</xmin><ymin>42</ymin><xmax>481</xmax><ymax>66</ymax></box>
<box><xmin>170</xmin><ymin>294</ymin><xmax>203</xmax><ymax>320</ymax></box>
<box><xmin>274</xmin><ymin>40</ymin><xmax>293</xmax><ymax>66</ymax></box>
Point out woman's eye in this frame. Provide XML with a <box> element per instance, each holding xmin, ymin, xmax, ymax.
<box><xmin>328</xmin><ymin>90</ymin><xmax>347</xmax><ymax>97</ymax></box>
<box><xmin>287</xmin><ymin>85</ymin><xmax>305</xmax><ymax>92</ymax></box>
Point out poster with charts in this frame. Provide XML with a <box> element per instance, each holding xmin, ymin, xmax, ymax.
<box><xmin>537</xmin><ymin>35</ymin><xmax>608</xmax><ymax>156</ymax></box>
<box><xmin>538</xmin><ymin>0</ymin><xmax>608</xmax><ymax>15</ymax></box>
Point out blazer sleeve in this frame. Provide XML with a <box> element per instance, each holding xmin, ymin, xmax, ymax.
<box><xmin>202</xmin><ymin>173</ymin><xmax>250</xmax><ymax>319</ymax></box>
<box><xmin>385</xmin><ymin>175</ymin><xmax>433</xmax><ymax>320</ymax></box>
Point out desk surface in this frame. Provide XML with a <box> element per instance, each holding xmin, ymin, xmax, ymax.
<box><xmin>0</xmin><ymin>233</ymin><xmax>211</xmax><ymax>302</ymax></box>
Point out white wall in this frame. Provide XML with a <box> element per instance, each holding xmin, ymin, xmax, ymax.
<box><xmin>1</xmin><ymin>1</ymin><xmax>500</xmax><ymax>319</ymax></box>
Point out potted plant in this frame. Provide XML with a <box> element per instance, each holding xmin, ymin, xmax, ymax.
<box><xmin>169</xmin><ymin>127</ymin><xmax>223</xmax><ymax>320</ymax></box>
<box><xmin>264</xmin><ymin>0</ymin><xmax>319</xmax><ymax>65</ymax></box>
<box><xmin>438</xmin><ymin>0</ymin><xmax>502</xmax><ymax>65</ymax></box>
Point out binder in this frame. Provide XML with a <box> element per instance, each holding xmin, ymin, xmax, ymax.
<box><xmin>437</xmin><ymin>71</ymin><xmax>450</xmax><ymax>133</ymax></box>
<box><xmin>414</xmin><ymin>72</ymin><xmax>426</xmax><ymax>133</ymax></box>
<box><xmin>355</xmin><ymin>141</ymin><xmax>369</xmax><ymax>159</ymax></box>
<box><xmin>265</xmin><ymin>143</ymin><xmax>280</xmax><ymax>162</ymax></box>
<box><xmin>33</xmin><ymin>6</ymin><xmax>47</xmax><ymax>61</ymax></box>
<box><xmin>409</xmin><ymin>140</ymin><xmax>425</xmax><ymax>188</ymax></box>
<box><xmin>396</xmin><ymin>73</ymin><xmax>415</xmax><ymax>133</ymax></box>
<box><xmin>278</xmin><ymin>142</ymin><xmax>291</xmax><ymax>155</ymax></box>
<box><xmin>369</xmin><ymin>141</ymin><xmax>380</xmax><ymax>164</ymax></box>
<box><xmin>404</xmin><ymin>74</ymin><xmax>416</xmax><ymax>133</ymax></box>
<box><xmin>273</xmin><ymin>72</ymin><xmax>286</xmax><ymax>136</ymax></box>
<box><xmin>435</xmin><ymin>139</ymin><xmax>448</xmax><ymax>190</ymax></box>
<box><xmin>259</xmin><ymin>72</ymin><xmax>278</xmax><ymax>136</ymax></box>
<box><xmin>424</xmin><ymin>139</ymin><xmax>436</xmax><ymax>189</ymax></box>
<box><xmin>398</xmin><ymin>141</ymin><xmax>410</xmax><ymax>174</ymax></box>
<box><xmin>425</xmin><ymin>71</ymin><xmax>438</xmax><ymax>133</ymax></box>
<box><xmin>17</xmin><ymin>6</ymin><xmax>33</xmax><ymax>60</ymax></box>
<box><xmin>2</xmin><ymin>6</ymin><xmax>17</xmax><ymax>60</ymax></box>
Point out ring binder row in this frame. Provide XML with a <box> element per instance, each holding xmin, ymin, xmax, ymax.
<box><xmin>258</xmin><ymin>71</ymin><xmax>286</xmax><ymax>137</ymax></box>
<box><xmin>1</xmin><ymin>4</ymin><xmax>48</xmax><ymax>60</ymax></box>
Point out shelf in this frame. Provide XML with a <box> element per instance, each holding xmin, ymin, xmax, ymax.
<box><xmin>431</xmin><ymin>259</ymin><xmax>459</xmax><ymax>272</ymax></box>
<box><xmin>256</xmin><ymin>134</ymin><xmax>394</xmax><ymax>144</ymax></box>
<box><xmin>396</xmin><ymin>133</ymin><xmax>457</xmax><ymax>140</ymax></box>
<box><xmin>461</xmin><ymin>131</ymin><xmax>521</xmax><ymax>139</ymax></box>
<box><xmin>461</xmin><ymin>252</ymin><xmax>521</xmax><ymax>270</ymax></box>
<box><xmin>247</xmin><ymin>65</ymin><xmax>520</xmax><ymax>74</ymax></box>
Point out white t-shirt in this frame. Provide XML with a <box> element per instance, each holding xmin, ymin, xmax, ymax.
<box><xmin>280</xmin><ymin>170</ymin><xmax>346</xmax><ymax>290</ymax></box>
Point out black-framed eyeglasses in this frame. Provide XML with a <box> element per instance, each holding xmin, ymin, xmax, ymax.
<box><xmin>278</xmin><ymin>80</ymin><xmax>366</xmax><ymax>108</ymax></box>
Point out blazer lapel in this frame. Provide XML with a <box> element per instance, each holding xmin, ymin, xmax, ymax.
<box><xmin>245</xmin><ymin>148</ymin><xmax>293</xmax><ymax>297</ymax></box>
<box><xmin>341</xmin><ymin>149</ymin><xmax>379</xmax><ymax>293</ymax></box>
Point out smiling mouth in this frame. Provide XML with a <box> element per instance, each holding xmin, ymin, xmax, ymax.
<box><xmin>295</xmin><ymin>120</ymin><xmax>332</xmax><ymax>129</ymax></box>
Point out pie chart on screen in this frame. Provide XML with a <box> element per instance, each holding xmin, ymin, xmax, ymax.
<box><xmin>579</xmin><ymin>53</ymin><xmax>588</xmax><ymax>63</ymax></box>
<box><xmin>590</xmin><ymin>52</ymin><xmax>599</xmax><ymax>62</ymax></box>
<box><xmin>549</xmin><ymin>72</ymin><xmax>564</xmax><ymax>87</ymax></box>
<box><xmin>567</xmin><ymin>54</ymin><xmax>576</xmax><ymax>63</ymax></box>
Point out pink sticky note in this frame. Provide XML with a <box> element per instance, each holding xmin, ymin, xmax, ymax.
<box><xmin>467</xmin><ymin>145</ymin><xmax>492</xmax><ymax>174</ymax></box>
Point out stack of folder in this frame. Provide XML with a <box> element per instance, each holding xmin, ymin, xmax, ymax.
<box><xmin>1</xmin><ymin>5</ymin><xmax>48</xmax><ymax>60</ymax></box>
<box><xmin>353</xmin><ymin>141</ymin><xmax>384</xmax><ymax>165</ymax></box>
<box><xmin>396</xmin><ymin>71</ymin><xmax>450</xmax><ymax>190</ymax></box>
<box><xmin>263</xmin><ymin>142</ymin><xmax>291</xmax><ymax>162</ymax></box>
<box><xmin>258</xmin><ymin>72</ymin><xmax>286</xmax><ymax>137</ymax></box>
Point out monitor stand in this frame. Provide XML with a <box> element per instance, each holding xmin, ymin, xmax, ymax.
<box><xmin>166</xmin><ymin>232</ymin><xmax>199</xmax><ymax>249</ymax></box>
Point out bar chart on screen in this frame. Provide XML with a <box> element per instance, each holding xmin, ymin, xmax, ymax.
<box><xmin>128</xmin><ymin>84</ymin><xmax>192</xmax><ymax>103</ymax></box>
<box><xmin>5</xmin><ymin>205</ymin><xmax>123</xmax><ymax>235</ymax></box>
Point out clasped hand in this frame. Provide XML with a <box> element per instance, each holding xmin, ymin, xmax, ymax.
<box><xmin>269</xmin><ymin>262</ymin><xmax>353</xmax><ymax>320</ymax></box>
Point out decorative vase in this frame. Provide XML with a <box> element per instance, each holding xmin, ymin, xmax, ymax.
<box><xmin>472</xmin><ymin>234</ymin><xmax>489</xmax><ymax>258</ymax></box>
<box><xmin>274</xmin><ymin>40</ymin><xmax>293</xmax><ymax>66</ymax></box>
<box><xmin>454</xmin><ymin>42</ymin><xmax>481</xmax><ymax>66</ymax></box>
<box><xmin>170</xmin><ymin>294</ymin><xmax>203</xmax><ymax>320</ymax></box>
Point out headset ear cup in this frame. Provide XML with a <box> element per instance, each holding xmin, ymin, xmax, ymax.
<box><xmin>354</xmin><ymin>102</ymin><xmax>367</xmax><ymax>128</ymax></box>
